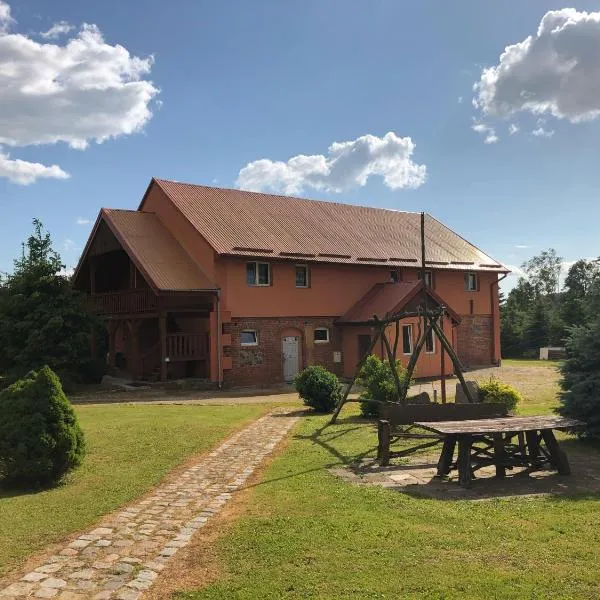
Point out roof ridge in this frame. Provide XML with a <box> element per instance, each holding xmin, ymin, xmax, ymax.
<box><xmin>153</xmin><ymin>177</ymin><xmax>419</xmax><ymax>216</ymax></box>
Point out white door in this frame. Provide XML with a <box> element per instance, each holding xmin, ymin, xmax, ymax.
<box><xmin>282</xmin><ymin>336</ymin><xmax>300</xmax><ymax>381</ymax></box>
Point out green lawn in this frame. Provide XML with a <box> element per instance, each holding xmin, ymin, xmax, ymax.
<box><xmin>181</xmin><ymin>373</ymin><xmax>600</xmax><ymax>599</ymax></box>
<box><xmin>503</xmin><ymin>358</ymin><xmax>562</xmax><ymax>368</ymax></box>
<box><xmin>0</xmin><ymin>403</ymin><xmax>270</xmax><ymax>578</ymax></box>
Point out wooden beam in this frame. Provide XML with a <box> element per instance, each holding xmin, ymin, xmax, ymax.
<box><xmin>329</xmin><ymin>325</ymin><xmax>383</xmax><ymax>425</ymax></box>
<box><xmin>159</xmin><ymin>312</ymin><xmax>167</xmax><ymax>381</ymax></box>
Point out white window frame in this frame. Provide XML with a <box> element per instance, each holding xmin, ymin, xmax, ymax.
<box><xmin>240</xmin><ymin>330</ymin><xmax>259</xmax><ymax>346</ymax></box>
<box><xmin>246</xmin><ymin>262</ymin><xmax>271</xmax><ymax>286</ymax></box>
<box><xmin>425</xmin><ymin>328</ymin><xmax>435</xmax><ymax>354</ymax></box>
<box><xmin>295</xmin><ymin>264</ymin><xmax>309</xmax><ymax>288</ymax></box>
<box><xmin>402</xmin><ymin>324</ymin><xmax>413</xmax><ymax>355</ymax></box>
<box><xmin>465</xmin><ymin>272</ymin><xmax>478</xmax><ymax>292</ymax></box>
<box><xmin>314</xmin><ymin>327</ymin><xmax>330</xmax><ymax>344</ymax></box>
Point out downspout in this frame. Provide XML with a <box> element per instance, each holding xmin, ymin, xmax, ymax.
<box><xmin>216</xmin><ymin>290</ymin><xmax>223</xmax><ymax>390</ymax></box>
<box><xmin>490</xmin><ymin>273</ymin><xmax>508</xmax><ymax>366</ymax></box>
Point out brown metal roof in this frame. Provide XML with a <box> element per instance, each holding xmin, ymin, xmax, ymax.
<box><xmin>148</xmin><ymin>179</ymin><xmax>507</xmax><ymax>272</ymax></box>
<box><xmin>102</xmin><ymin>209</ymin><xmax>217</xmax><ymax>291</ymax></box>
<box><xmin>339</xmin><ymin>280</ymin><xmax>461</xmax><ymax>324</ymax></box>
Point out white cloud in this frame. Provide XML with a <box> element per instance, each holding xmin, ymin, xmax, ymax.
<box><xmin>0</xmin><ymin>2</ymin><xmax>159</xmax><ymax>183</ymax></box>
<box><xmin>236</xmin><ymin>132</ymin><xmax>427</xmax><ymax>195</ymax></box>
<box><xmin>40</xmin><ymin>21</ymin><xmax>73</xmax><ymax>39</ymax></box>
<box><xmin>0</xmin><ymin>19</ymin><xmax>158</xmax><ymax>149</ymax></box>
<box><xmin>458</xmin><ymin>96</ymin><xmax>463</xmax><ymax>104</ymax></box>
<box><xmin>472</xmin><ymin>122</ymin><xmax>499</xmax><ymax>144</ymax></box>
<box><xmin>515</xmin><ymin>244</ymin><xmax>529</xmax><ymax>249</ymax></box>
<box><xmin>0</xmin><ymin>1</ymin><xmax>13</xmax><ymax>31</ymax></box>
<box><xmin>532</xmin><ymin>127</ymin><xmax>555</xmax><ymax>138</ymax></box>
<box><xmin>474</xmin><ymin>8</ymin><xmax>600</xmax><ymax>123</ymax></box>
<box><xmin>63</xmin><ymin>238</ymin><xmax>75</xmax><ymax>252</ymax></box>
<box><xmin>509</xmin><ymin>124</ymin><xmax>519</xmax><ymax>135</ymax></box>
<box><xmin>0</xmin><ymin>148</ymin><xmax>68</xmax><ymax>184</ymax></box>
<box><xmin>76</xmin><ymin>217</ymin><xmax>91</xmax><ymax>225</ymax></box>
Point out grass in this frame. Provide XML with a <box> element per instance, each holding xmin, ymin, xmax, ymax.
<box><xmin>0</xmin><ymin>402</ymin><xmax>272</xmax><ymax>578</ymax></box>
<box><xmin>180</xmin><ymin>367</ymin><xmax>600</xmax><ymax>600</ymax></box>
<box><xmin>503</xmin><ymin>358</ymin><xmax>562</xmax><ymax>368</ymax></box>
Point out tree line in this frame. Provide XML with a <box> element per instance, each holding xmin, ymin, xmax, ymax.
<box><xmin>501</xmin><ymin>249</ymin><xmax>600</xmax><ymax>357</ymax></box>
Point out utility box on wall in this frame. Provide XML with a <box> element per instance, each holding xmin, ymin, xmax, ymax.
<box><xmin>333</xmin><ymin>351</ymin><xmax>342</xmax><ymax>363</ymax></box>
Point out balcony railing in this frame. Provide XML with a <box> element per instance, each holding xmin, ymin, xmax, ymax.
<box><xmin>167</xmin><ymin>333</ymin><xmax>209</xmax><ymax>361</ymax></box>
<box><xmin>89</xmin><ymin>289</ymin><xmax>157</xmax><ymax>315</ymax></box>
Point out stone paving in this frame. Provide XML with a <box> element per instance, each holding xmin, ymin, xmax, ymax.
<box><xmin>333</xmin><ymin>447</ymin><xmax>600</xmax><ymax>500</ymax></box>
<box><xmin>0</xmin><ymin>410</ymin><xmax>298</xmax><ymax>600</ymax></box>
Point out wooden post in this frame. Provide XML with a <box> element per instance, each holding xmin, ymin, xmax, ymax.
<box><xmin>107</xmin><ymin>321</ymin><xmax>117</xmax><ymax>372</ymax></box>
<box><xmin>541</xmin><ymin>429</ymin><xmax>571</xmax><ymax>475</ymax></box>
<box><xmin>492</xmin><ymin>433</ymin><xmax>506</xmax><ymax>479</ymax></box>
<box><xmin>436</xmin><ymin>434</ymin><xmax>457</xmax><ymax>477</ymax></box>
<box><xmin>457</xmin><ymin>435</ymin><xmax>473</xmax><ymax>487</ymax></box>
<box><xmin>526</xmin><ymin>430</ymin><xmax>540</xmax><ymax>465</ymax></box>
<box><xmin>378</xmin><ymin>420</ymin><xmax>391</xmax><ymax>466</ymax></box>
<box><xmin>329</xmin><ymin>326</ymin><xmax>382</xmax><ymax>424</ymax></box>
<box><xmin>439</xmin><ymin>315</ymin><xmax>447</xmax><ymax>404</ymax></box>
<box><xmin>127</xmin><ymin>319</ymin><xmax>142</xmax><ymax>380</ymax></box>
<box><xmin>159</xmin><ymin>311</ymin><xmax>167</xmax><ymax>382</ymax></box>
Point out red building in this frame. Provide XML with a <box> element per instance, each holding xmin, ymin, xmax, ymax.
<box><xmin>73</xmin><ymin>178</ymin><xmax>508</xmax><ymax>386</ymax></box>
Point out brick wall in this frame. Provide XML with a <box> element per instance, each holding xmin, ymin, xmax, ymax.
<box><xmin>223</xmin><ymin>317</ymin><xmax>343</xmax><ymax>387</ymax></box>
<box><xmin>456</xmin><ymin>315</ymin><xmax>493</xmax><ymax>367</ymax></box>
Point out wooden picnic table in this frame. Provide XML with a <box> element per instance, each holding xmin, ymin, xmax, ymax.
<box><xmin>415</xmin><ymin>415</ymin><xmax>583</xmax><ymax>487</ymax></box>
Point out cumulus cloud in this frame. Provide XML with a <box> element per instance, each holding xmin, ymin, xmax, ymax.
<box><xmin>474</xmin><ymin>8</ymin><xmax>600</xmax><ymax>123</ymax></box>
<box><xmin>0</xmin><ymin>1</ymin><xmax>13</xmax><ymax>31</ymax></box>
<box><xmin>509</xmin><ymin>124</ymin><xmax>519</xmax><ymax>135</ymax></box>
<box><xmin>472</xmin><ymin>122</ymin><xmax>498</xmax><ymax>144</ymax></box>
<box><xmin>40</xmin><ymin>21</ymin><xmax>74</xmax><ymax>39</ymax></box>
<box><xmin>0</xmin><ymin>148</ymin><xmax>69</xmax><ymax>184</ymax></box>
<box><xmin>236</xmin><ymin>132</ymin><xmax>427</xmax><ymax>195</ymax></box>
<box><xmin>0</xmin><ymin>2</ymin><xmax>159</xmax><ymax>183</ymax></box>
<box><xmin>532</xmin><ymin>127</ymin><xmax>555</xmax><ymax>138</ymax></box>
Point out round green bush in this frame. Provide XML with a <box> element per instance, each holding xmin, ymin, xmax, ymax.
<box><xmin>477</xmin><ymin>377</ymin><xmax>522</xmax><ymax>413</ymax></box>
<box><xmin>357</xmin><ymin>355</ymin><xmax>411</xmax><ymax>418</ymax></box>
<box><xmin>295</xmin><ymin>365</ymin><xmax>342</xmax><ymax>413</ymax></box>
<box><xmin>0</xmin><ymin>366</ymin><xmax>86</xmax><ymax>487</ymax></box>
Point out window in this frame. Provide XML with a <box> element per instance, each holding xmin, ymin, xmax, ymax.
<box><xmin>246</xmin><ymin>262</ymin><xmax>270</xmax><ymax>286</ymax></box>
<box><xmin>240</xmin><ymin>330</ymin><xmax>258</xmax><ymax>346</ymax></box>
<box><xmin>402</xmin><ymin>325</ymin><xmax>413</xmax><ymax>354</ymax></box>
<box><xmin>314</xmin><ymin>328</ymin><xmax>329</xmax><ymax>343</ymax></box>
<box><xmin>418</xmin><ymin>270</ymin><xmax>433</xmax><ymax>287</ymax></box>
<box><xmin>425</xmin><ymin>328</ymin><xmax>435</xmax><ymax>353</ymax></box>
<box><xmin>295</xmin><ymin>265</ymin><xmax>309</xmax><ymax>288</ymax></box>
<box><xmin>465</xmin><ymin>272</ymin><xmax>478</xmax><ymax>291</ymax></box>
<box><xmin>390</xmin><ymin>270</ymin><xmax>400</xmax><ymax>283</ymax></box>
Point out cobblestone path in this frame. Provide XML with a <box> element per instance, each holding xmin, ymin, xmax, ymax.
<box><xmin>0</xmin><ymin>411</ymin><xmax>298</xmax><ymax>599</ymax></box>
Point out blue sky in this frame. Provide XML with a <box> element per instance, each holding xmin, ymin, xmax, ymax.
<box><xmin>1</xmin><ymin>0</ymin><xmax>600</xmax><ymax>290</ymax></box>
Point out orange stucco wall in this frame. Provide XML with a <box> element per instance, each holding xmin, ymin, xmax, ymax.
<box><xmin>218</xmin><ymin>257</ymin><xmax>498</xmax><ymax>320</ymax></box>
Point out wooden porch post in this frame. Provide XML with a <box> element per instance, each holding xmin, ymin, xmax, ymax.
<box><xmin>440</xmin><ymin>315</ymin><xmax>447</xmax><ymax>404</ymax></box>
<box><xmin>127</xmin><ymin>320</ymin><xmax>142</xmax><ymax>380</ymax></box>
<box><xmin>107</xmin><ymin>320</ymin><xmax>118</xmax><ymax>372</ymax></box>
<box><xmin>159</xmin><ymin>311</ymin><xmax>167</xmax><ymax>382</ymax></box>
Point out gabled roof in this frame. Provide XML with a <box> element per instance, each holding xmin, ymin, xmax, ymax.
<box><xmin>142</xmin><ymin>178</ymin><xmax>508</xmax><ymax>273</ymax></box>
<box><xmin>73</xmin><ymin>209</ymin><xmax>217</xmax><ymax>292</ymax></box>
<box><xmin>338</xmin><ymin>280</ymin><xmax>461</xmax><ymax>325</ymax></box>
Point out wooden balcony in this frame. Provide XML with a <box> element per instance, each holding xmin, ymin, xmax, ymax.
<box><xmin>167</xmin><ymin>333</ymin><xmax>209</xmax><ymax>361</ymax></box>
<box><xmin>89</xmin><ymin>289</ymin><xmax>158</xmax><ymax>315</ymax></box>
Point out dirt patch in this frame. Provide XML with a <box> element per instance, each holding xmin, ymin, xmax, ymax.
<box><xmin>333</xmin><ymin>445</ymin><xmax>600</xmax><ymax>501</ymax></box>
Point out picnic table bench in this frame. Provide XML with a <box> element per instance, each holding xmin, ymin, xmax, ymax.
<box><xmin>416</xmin><ymin>415</ymin><xmax>583</xmax><ymax>487</ymax></box>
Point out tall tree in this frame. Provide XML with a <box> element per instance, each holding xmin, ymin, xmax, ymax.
<box><xmin>0</xmin><ymin>220</ymin><xmax>100</xmax><ymax>387</ymax></box>
<box><xmin>521</xmin><ymin>248</ymin><xmax>563</xmax><ymax>297</ymax></box>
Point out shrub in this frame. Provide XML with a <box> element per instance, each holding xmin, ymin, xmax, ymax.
<box><xmin>295</xmin><ymin>365</ymin><xmax>342</xmax><ymax>413</ymax></box>
<box><xmin>357</xmin><ymin>355</ymin><xmax>411</xmax><ymax>418</ymax></box>
<box><xmin>0</xmin><ymin>366</ymin><xmax>86</xmax><ymax>487</ymax></box>
<box><xmin>557</xmin><ymin>320</ymin><xmax>600</xmax><ymax>440</ymax></box>
<box><xmin>477</xmin><ymin>377</ymin><xmax>521</xmax><ymax>413</ymax></box>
